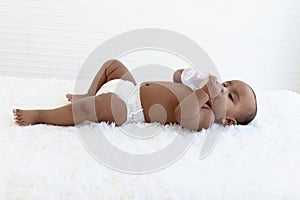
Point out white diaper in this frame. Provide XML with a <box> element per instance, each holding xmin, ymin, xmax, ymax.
<box><xmin>96</xmin><ymin>79</ymin><xmax>145</xmax><ymax>124</ymax></box>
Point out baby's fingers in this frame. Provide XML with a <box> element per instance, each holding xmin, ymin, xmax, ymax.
<box><xmin>208</xmin><ymin>73</ymin><xmax>216</xmax><ymax>79</ymax></box>
<box><xmin>208</xmin><ymin>74</ymin><xmax>218</xmax><ymax>83</ymax></box>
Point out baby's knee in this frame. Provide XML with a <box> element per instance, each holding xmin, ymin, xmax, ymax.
<box><xmin>103</xmin><ymin>59</ymin><xmax>121</xmax><ymax>69</ymax></box>
<box><xmin>95</xmin><ymin>93</ymin><xmax>128</xmax><ymax>126</ymax></box>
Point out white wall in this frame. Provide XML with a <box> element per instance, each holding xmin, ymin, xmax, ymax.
<box><xmin>0</xmin><ymin>0</ymin><xmax>300</xmax><ymax>92</ymax></box>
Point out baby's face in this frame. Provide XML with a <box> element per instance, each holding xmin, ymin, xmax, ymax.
<box><xmin>211</xmin><ymin>80</ymin><xmax>256</xmax><ymax>125</ymax></box>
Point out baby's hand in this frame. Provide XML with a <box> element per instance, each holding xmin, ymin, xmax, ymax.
<box><xmin>202</xmin><ymin>74</ymin><xmax>223</xmax><ymax>100</ymax></box>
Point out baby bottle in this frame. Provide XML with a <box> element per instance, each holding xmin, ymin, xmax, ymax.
<box><xmin>181</xmin><ymin>67</ymin><xmax>209</xmax><ymax>90</ymax></box>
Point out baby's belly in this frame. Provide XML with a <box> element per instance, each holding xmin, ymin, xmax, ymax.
<box><xmin>140</xmin><ymin>81</ymin><xmax>193</xmax><ymax>124</ymax></box>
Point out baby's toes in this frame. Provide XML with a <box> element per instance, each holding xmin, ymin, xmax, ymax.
<box><xmin>14</xmin><ymin>116</ymin><xmax>22</xmax><ymax>121</ymax></box>
<box><xmin>13</xmin><ymin>109</ymin><xmax>23</xmax><ymax>117</ymax></box>
<box><xmin>18</xmin><ymin>121</ymin><xmax>25</xmax><ymax>126</ymax></box>
<box><xmin>66</xmin><ymin>94</ymin><xmax>72</xmax><ymax>100</ymax></box>
<box><xmin>15</xmin><ymin>119</ymin><xmax>23</xmax><ymax>126</ymax></box>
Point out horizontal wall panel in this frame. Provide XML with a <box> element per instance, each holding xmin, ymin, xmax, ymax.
<box><xmin>0</xmin><ymin>0</ymin><xmax>299</xmax><ymax>93</ymax></box>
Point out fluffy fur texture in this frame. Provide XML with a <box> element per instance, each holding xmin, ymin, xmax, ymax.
<box><xmin>0</xmin><ymin>77</ymin><xmax>300</xmax><ymax>199</ymax></box>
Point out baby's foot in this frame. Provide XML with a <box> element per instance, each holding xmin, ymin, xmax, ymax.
<box><xmin>66</xmin><ymin>93</ymin><xmax>91</xmax><ymax>102</ymax></box>
<box><xmin>13</xmin><ymin>109</ymin><xmax>39</xmax><ymax>126</ymax></box>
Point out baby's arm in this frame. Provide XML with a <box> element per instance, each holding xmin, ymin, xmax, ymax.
<box><xmin>174</xmin><ymin>88</ymin><xmax>215</xmax><ymax>131</ymax></box>
<box><xmin>174</xmin><ymin>75</ymin><xmax>221</xmax><ymax>131</ymax></box>
<box><xmin>173</xmin><ymin>69</ymin><xmax>184</xmax><ymax>83</ymax></box>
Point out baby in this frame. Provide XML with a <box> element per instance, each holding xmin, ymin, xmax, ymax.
<box><xmin>13</xmin><ymin>59</ymin><xmax>257</xmax><ymax>131</ymax></box>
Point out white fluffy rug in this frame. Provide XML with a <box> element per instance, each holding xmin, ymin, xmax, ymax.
<box><xmin>1</xmin><ymin>76</ymin><xmax>300</xmax><ymax>200</ymax></box>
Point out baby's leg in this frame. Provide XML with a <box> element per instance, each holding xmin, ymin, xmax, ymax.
<box><xmin>14</xmin><ymin>93</ymin><xmax>127</xmax><ymax>126</ymax></box>
<box><xmin>67</xmin><ymin>59</ymin><xmax>136</xmax><ymax>102</ymax></box>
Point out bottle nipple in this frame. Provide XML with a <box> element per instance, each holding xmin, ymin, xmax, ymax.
<box><xmin>181</xmin><ymin>68</ymin><xmax>208</xmax><ymax>90</ymax></box>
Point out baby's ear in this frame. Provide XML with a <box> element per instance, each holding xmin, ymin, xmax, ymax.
<box><xmin>222</xmin><ymin>117</ymin><xmax>237</xmax><ymax>126</ymax></box>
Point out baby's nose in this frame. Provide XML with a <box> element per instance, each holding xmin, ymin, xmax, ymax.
<box><xmin>221</xmin><ymin>85</ymin><xmax>227</xmax><ymax>94</ymax></box>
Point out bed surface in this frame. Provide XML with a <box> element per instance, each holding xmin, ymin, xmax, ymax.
<box><xmin>0</xmin><ymin>77</ymin><xmax>300</xmax><ymax>199</ymax></box>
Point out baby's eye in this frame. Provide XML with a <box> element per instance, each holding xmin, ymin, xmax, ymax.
<box><xmin>228</xmin><ymin>93</ymin><xmax>233</xmax><ymax>101</ymax></box>
<box><xmin>223</xmin><ymin>82</ymin><xmax>230</xmax><ymax>88</ymax></box>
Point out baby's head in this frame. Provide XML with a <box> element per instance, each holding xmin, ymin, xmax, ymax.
<box><xmin>211</xmin><ymin>80</ymin><xmax>257</xmax><ymax>126</ymax></box>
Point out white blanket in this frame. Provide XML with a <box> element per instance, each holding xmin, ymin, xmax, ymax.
<box><xmin>0</xmin><ymin>77</ymin><xmax>300</xmax><ymax>199</ymax></box>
